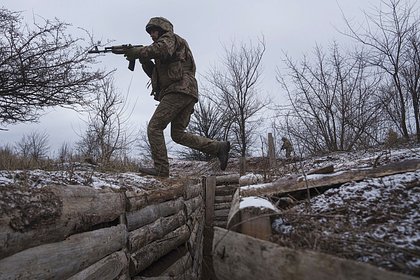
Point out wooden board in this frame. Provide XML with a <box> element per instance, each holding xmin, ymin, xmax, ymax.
<box><xmin>241</xmin><ymin>159</ymin><xmax>420</xmax><ymax>197</ymax></box>
<box><xmin>212</xmin><ymin>227</ymin><xmax>418</xmax><ymax>280</ymax></box>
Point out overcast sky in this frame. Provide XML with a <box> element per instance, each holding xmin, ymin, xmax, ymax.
<box><xmin>1</xmin><ymin>0</ymin><xmax>388</xmax><ymax>155</ymax></box>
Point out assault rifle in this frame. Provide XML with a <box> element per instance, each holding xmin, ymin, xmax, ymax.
<box><xmin>88</xmin><ymin>44</ymin><xmax>142</xmax><ymax>71</ymax></box>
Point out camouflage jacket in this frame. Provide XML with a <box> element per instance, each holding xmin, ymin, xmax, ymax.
<box><xmin>138</xmin><ymin>32</ymin><xmax>198</xmax><ymax>102</ymax></box>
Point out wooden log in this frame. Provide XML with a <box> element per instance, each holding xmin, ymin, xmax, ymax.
<box><xmin>226</xmin><ymin>194</ymin><xmax>279</xmax><ymax>241</ymax></box>
<box><xmin>67</xmin><ymin>250</ymin><xmax>129</xmax><ymax>280</ymax></box>
<box><xmin>133</xmin><ymin>275</ymin><xmax>193</xmax><ymax>280</ymax></box>
<box><xmin>191</xmin><ymin>214</ymin><xmax>204</xmax><ymax>278</ymax></box>
<box><xmin>214</xmin><ymin>202</ymin><xmax>232</xmax><ymax>210</ymax></box>
<box><xmin>161</xmin><ymin>252</ymin><xmax>192</xmax><ymax>277</ymax></box>
<box><xmin>239</xmin><ymin>173</ymin><xmax>264</xmax><ymax>186</ymax></box>
<box><xmin>215</xmin><ymin>184</ymin><xmax>238</xmax><ymax>196</ymax></box>
<box><xmin>0</xmin><ymin>225</ymin><xmax>127</xmax><ymax>280</ymax></box>
<box><xmin>215</xmin><ymin>174</ymin><xmax>240</xmax><ymax>185</ymax></box>
<box><xmin>214</xmin><ymin>208</ymin><xmax>230</xmax><ymax>217</ymax></box>
<box><xmin>125</xmin><ymin>184</ymin><xmax>185</xmax><ymax>212</ymax></box>
<box><xmin>241</xmin><ymin>158</ymin><xmax>420</xmax><ymax>197</ymax></box>
<box><xmin>215</xmin><ymin>194</ymin><xmax>234</xmax><ymax>203</ymax></box>
<box><xmin>126</xmin><ymin>197</ymin><xmax>184</xmax><ymax>231</ymax></box>
<box><xmin>213</xmin><ymin>220</ymin><xmax>227</xmax><ymax>228</ymax></box>
<box><xmin>307</xmin><ymin>164</ymin><xmax>334</xmax><ymax>175</ymax></box>
<box><xmin>212</xmin><ymin>227</ymin><xmax>418</xmax><ymax>280</ymax></box>
<box><xmin>128</xmin><ymin>210</ymin><xmax>186</xmax><ymax>252</ymax></box>
<box><xmin>184</xmin><ymin>183</ymin><xmax>203</xmax><ymax>199</ymax></box>
<box><xmin>135</xmin><ymin>245</ymin><xmax>188</xmax><ymax>277</ymax></box>
<box><xmin>185</xmin><ymin>195</ymin><xmax>203</xmax><ymax>216</ymax></box>
<box><xmin>129</xmin><ymin>225</ymin><xmax>190</xmax><ymax>276</ymax></box>
<box><xmin>187</xmin><ymin>208</ymin><xmax>203</xmax><ymax>254</ymax></box>
<box><xmin>0</xmin><ymin>184</ymin><xmax>126</xmax><ymax>259</ymax></box>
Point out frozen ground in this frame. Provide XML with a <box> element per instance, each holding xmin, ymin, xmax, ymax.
<box><xmin>270</xmin><ymin>147</ymin><xmax>420</xmax><ymax>277</ymax></box>
<box><xmin>0</xmin><ymin>146</ymin><xmax>419</xmax><ymax>276</ymax></box>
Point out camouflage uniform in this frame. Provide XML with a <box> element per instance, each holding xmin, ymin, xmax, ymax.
<box><xmin>133</xmin><ymin>17</ymin><xmax>223</xmax><ymax>175</ymax></box>
<box><xmin>281</xmin><ymin>137</ymin><xmax>293</xmax><ymax>158</ymax></box>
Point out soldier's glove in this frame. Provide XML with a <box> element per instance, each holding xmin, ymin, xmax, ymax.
<box><xmin>124</xmin><ymin>47</ymin><xmax>142</xmax><ymax>61</ymax></box>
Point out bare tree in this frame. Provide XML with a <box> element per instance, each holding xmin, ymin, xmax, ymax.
<box><xmin>277</xmin><ymin>44</ymin><xmax>383</xmax><ymax>154</ymax></box>
<box><xmin>77</xmin><ymin>76</ymin><xmax>134</xmax><ymax>166</ymax></box>
<box><xmin>16</xmin><ymin>131</ymin><xmax>50</xmax><ymax>163</ymax></box>
<box><xmin>136</xmin><ymin>123</ymin><xmax>153</xmax><ymax>161</ymax></box>
<box><xmin>204</xmin><ymin>38</ymin><xmax>268</xmax><ymax>157</ymax></box>
<box><xmin>57</xmin><ymin>142</ymin><xmax>73</xmax><ymax>163</ymax></box>
<box><xmin>179</xmin><ymin>96</ymin><xmax>228</xmax><ymax>160</ymax></box>
<box><xmin>342</xmin><ymin>0</ymin><xmax>420</xmax><ymax>140</ymax></box>
<box><xmin>401</xmin><ymin>24</ymin><xmax>420</xmax><ymax>141</ymax></box>
<box><xmin>0</xmin><ymin>8</ymin><xmax>106</xmax><ymax>127</ymax></box>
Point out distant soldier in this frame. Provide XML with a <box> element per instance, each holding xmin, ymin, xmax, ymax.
<box><xmin>281</xmin><ymin>137</ymin><xmax>293</xmax><ymax>158</ymax></box>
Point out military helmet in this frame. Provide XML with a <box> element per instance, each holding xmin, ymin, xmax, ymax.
<box><xmin>146</xmin><ymin>17</ymin><xmax>174</xmax><ymax>34</ymax></box>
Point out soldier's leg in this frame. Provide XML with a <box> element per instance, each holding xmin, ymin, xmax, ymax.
<box><xmin>170</xmin><ymin>96</ymin><xmax>220</xmax><ymax>156</ymax></box>
<box><xmin>148</xmin><ymin>94</ymin><xmax>194</xmax><ymax>173</ymax></box>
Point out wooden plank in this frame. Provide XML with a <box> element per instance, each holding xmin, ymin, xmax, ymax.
<box><xmin>268</xmin><ymin>133</ymin><xmax>276</xmax><ymax>169</ymax></box>
<box><xmin>226</xmin><ymin>189</ymin><xmax>240</xmax><ymax>231</ymax></box>
<box><xmin>212</xmin><ymin>227</ymin><xmax>418</xmax><ymax>280</ymax></box>
<box><xmin>239</xmin><ymin>157</ymin><xmax>246</xmax><ymax>175</ymax></box>
<box><xmin>126</xmin><ymin>197</ymin><xmax>184</xmax><ymax>231</ymax></box>
<box><xmin>203</xmin><ymin>176</ymin><xmax>217</xmax><ymax>280</ymax></box>
<box><xmin>0</xmin><ymin>184</ymin><xmax>126</xmax><ymax>259</ymax></box>
<box><xmin>0</xmin><ymin>225</ymin><xmax>127</xmax><ymax>280</ymax></box>
<box><xmin>205</xmin><ymin>176</ymin><xmax>216</xmax><ymax>226</ymax></box>
<box><xmin>67</xmin><ymin>250</ymin><xmax>129</xmax><ymax>280</ymax></box>
<box><xmin>241</xmin><ymin>159</ymin><xmax>420</xmax><ymax>197</ymax></box>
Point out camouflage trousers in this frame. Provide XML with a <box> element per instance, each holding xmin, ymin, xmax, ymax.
<box><xmin>148</xmin><ymin>93</ymin><xmax>221</xmax><ymax>174</ymax></box>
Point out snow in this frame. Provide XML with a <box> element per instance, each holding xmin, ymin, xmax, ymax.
<box><xmin>268</xmin><ymin>147</ymin><xmax>420</xmax><ymax>276</ymax></box>
<box><xmin>1</xmin><ymin>145</ymin><xmax>419</xmax><ymax>276</ymax></box>
<box><xmin>239</xmin><ymin>196</ymin><xmax>278</xmax><ymax>211</ymax></box>
<box><xmin>239</xmin><ymin>173</ymin><xmax>264</xmax><ymax>186</ymax></box>
<box><xmin>0</xmin><ymin>165</ymin><xmax>162</xmax><ymax>191</ymax></box>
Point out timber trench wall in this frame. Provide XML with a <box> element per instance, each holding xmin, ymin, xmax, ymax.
<box><xmin>0</xmin><ymin>176</ymin><xmax>223</xmax><ymax>280</ymax></box>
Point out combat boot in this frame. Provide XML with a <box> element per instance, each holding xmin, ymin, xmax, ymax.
<box><xmin>138</xmin><ymin>167</ymin><xmax>169</xmax><ymax>178</ymax></box>
<box><xmin>217</xmin><ymin>141</ymin><xmax>230</xmax><ymax>171</ymax></box>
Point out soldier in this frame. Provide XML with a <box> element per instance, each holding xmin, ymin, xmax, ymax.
<box><xmin>281</xmin><ymin>137</ymin><xmax>293</xmax><ymax>158</ymax></box>
<box><xmin>124</xmin><ymin>17</ymin><xmax>230</xmax><ymax>177</ymax></box>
